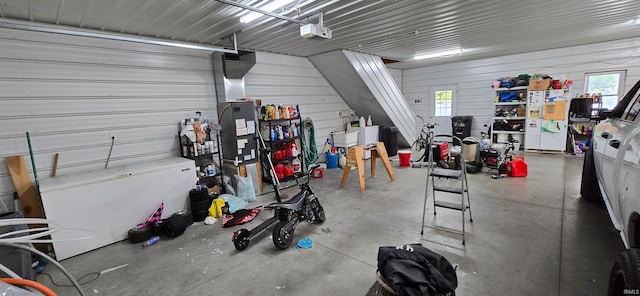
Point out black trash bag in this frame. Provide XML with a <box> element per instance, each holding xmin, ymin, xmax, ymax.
<box><xmin>377</xmin><ymin>244</ymin><xmax>457</xmax><ymax>296</ymax></box>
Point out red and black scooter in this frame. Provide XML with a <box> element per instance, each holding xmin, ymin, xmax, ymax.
<box><xmin>232</xmin><ymin>131</ymin><xmax>325</xmax><ymax>250</ymax></box>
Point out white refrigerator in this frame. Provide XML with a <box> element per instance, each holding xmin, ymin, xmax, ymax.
<box><xmin>525</xmin><ymin>89</ymin><xmax>570</xmax><ymax>151</ymax></box>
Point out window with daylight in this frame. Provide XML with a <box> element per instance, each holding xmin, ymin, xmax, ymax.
<box><xmin>584</xmin><ymin>70</ymin><xmax>626</xmax><ymax>110</ymax></box>
<box><xmin>434</xmin><ymin>90</ymin><xmax>452</xmax><ymax>117</ymax></box>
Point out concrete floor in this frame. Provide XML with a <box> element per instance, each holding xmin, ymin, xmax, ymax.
<box><xmin>39</xmin><ymin>152</ymin><xmax>624</xmax><ymax>295</ymax></box>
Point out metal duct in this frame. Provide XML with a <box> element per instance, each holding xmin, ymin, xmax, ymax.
<box><xmin>213</xmin><ymin>51</ymin><xmax>256</xmax><ymax>103</ymax></box>
<box><xmin>309</xmin><ymin>50</ymin><xmax>416</xmax><ymax>147</ymax></box>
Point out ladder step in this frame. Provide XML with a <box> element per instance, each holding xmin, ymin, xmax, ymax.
<box><xmin>434</xmin><ymin>201</ymin><xmax>468</xmax><ymax>211</ymax></box>
<box><xmin>431</xmin><ymin>168</ymin><xmax>462</xmax><ymax>179</ymax></box>
<box><xmin>433</xmin><ymin>185</ymin><xmax>467</xmax><ymax>194</ymax></box>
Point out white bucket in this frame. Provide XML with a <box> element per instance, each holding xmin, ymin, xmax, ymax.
<box><xmin>511</xmin><ymin>134</ymin><xmax>523</xmax><ymax>144</ymax></box>
<box><xmin>513</xmin><ymin>142</ymin><xmax>521</xmax><ymax>151</ymax></box>
<box><xmin>511</xmin><ymin>134</ymin><xmax>523</xmax><ymax>150</ymax></box>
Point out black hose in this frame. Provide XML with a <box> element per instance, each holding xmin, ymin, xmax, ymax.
<box><xmin>105</xmin><ymin>136</ymin><xmax>115</xmax><ymax>168</ymax></box>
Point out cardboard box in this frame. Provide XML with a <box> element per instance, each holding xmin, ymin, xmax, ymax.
<box><xmin>529</xmin><ymin>78</ymin><xmax>552</xmax><ymax>91</ymax></box>
<box><xmin>208</xmin><ymin>185</ymin><xmax>221</xmax><ymax>196</ymax></box>
<box><xmin>543</xmin><ymin>100</ymin><xmax>567</xmax><ymax>120</ymax></box>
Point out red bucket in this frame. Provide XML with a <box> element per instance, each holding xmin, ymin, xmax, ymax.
<box><xmin>398</xmin><ymin>150</ymin><xmax>411</xmax><ymax>167</ymax></box>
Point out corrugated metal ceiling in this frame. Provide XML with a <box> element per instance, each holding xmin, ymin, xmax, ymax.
<box><xmin>2</xmin><ymin>0</ymin><xmax>640</xmax><ymax>69</ymax></box>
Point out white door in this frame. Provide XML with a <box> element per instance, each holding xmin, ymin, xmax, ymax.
<box><xmin>539</xmin><ymin>119</ymin><xmax>568</xmax><ymax>151</ymax></box>
<box><xmin>430</xmin><ymin>85</ymin><xmax>457</xmax><ymax>136</ymax></box>
<box><xmin>524</xmin><ymin>119</ymin><xmax>541</xmax><ymax>149</ymax></box>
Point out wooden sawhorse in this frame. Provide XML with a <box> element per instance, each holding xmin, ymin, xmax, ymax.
<box><xmin>340</xmin><ymin>142</ymin><xmax>395</xmax><ymax>192</ymax></box>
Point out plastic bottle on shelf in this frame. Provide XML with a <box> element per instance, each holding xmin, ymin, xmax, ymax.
<box><xmin>359</xmin><ymin>116</ymin><xmax>366</xmax><ymax>127</ymax></box>
<box><xmin>207</xmin><ymin>165</ymin><xmax>215</xmax><ymax>176</ymax></box>
<box><xmin>271</xmin><ymin>127</ymin><xmax>277</xmax><ymax>141</ymax></box>
<box><xmin>293</xmin><ymin>124</ymin><xmax>299</xmax><ymax>137</ymax></box>
<box><xmin>209</xmin><ymin>141</ymin><xmax>216</xmax><ymax>153</ymax></box>
<box><xmin>291</xmin><ymin>143</ymin><xmax>299</xmax><ymax>157</ymax></box>
<box><xmin>182</xmin><ymin>144</ymin><xmax>188</xmax><ymax>156</ymax></box>
<box><xmin>367</xmin><ymin>115</ymin><xmax>372</xmax><ymax>126</ymax></box>
<box><xmin>142</xmin><ymin>236</ymin><xmax>159</xmax><ymax>247</ymax></box>
<box><xmin>292</xmin><ymin>158</ymin><xmax>301</xmax><ymax>173</ymax></box>
<box><xmin>286</xmin><ymin>143</ymin><xmax>293</xmax><ymax>157</ymax></box>
<box><xmin>278</xmin><ymin>126</ymin><xmax>284</xmax><ymax>140</ymax></box>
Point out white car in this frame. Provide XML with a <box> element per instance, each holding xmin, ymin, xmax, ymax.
<box><xmin>581</xmin><ymin>81</ymin><xmax>640</xmax><ymax>294</ymax></box>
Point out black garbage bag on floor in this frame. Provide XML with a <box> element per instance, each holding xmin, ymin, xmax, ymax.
<box><xmin>377</xmin><ymin>244</ymin><xmax>457</xmax><ymax>296</ymax></box>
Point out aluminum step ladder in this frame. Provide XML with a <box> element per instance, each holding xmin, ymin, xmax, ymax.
<box><xmin>420</xmin><ymin>134</ymin><xmax>473</xmax><ymax>245</ymax></box>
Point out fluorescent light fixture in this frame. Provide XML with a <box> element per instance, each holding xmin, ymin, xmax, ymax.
<box><xmin>634</xmin><ymin>16</ymin><xmax>640</xmax><ymax>25</ymax></box>
<box><xmin>414</xmin><ymin>48</ymin><xmax>462</xmax><ymax>60</ymax></box>
<box><xmin>240</xmin><ymin>0</ymin><xmax>296</xmax><ymax>23</ymax></box>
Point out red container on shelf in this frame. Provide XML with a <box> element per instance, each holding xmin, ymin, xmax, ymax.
<box><xmin>284</xmin><ymin>163</ymin><xmax>294</xmax><ymax>177</ymax></box>
<box><xmin>506</xmin><ymin>156</ymin><xmax>528</xmax><ymax>177</ymax></box>
<box><xmin>275</xmin><ymin>164</ymin><xmax>285</xmax><ymax>179</ymax></box>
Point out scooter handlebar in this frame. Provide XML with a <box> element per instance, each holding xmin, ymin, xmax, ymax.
<box><xmin>308</xmin><ymin>164</ymin><xmax>320</xmax><ymax>171</ymax></box>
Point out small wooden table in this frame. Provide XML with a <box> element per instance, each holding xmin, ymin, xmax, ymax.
<box><xmin>340</xmin><ymin>142</ymin><xmax>395</xmax><ymax>192</ymax></box>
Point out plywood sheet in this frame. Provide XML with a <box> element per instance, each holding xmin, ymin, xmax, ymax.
<box><xmin>5</xmin><ymin>155</ymin><xmax>44</xmax><ymax>218</ymax></box>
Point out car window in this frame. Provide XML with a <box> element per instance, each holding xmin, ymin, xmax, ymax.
<box><xmin>611</xmin><ymin>80</ymin><xmax>640</xmax><ymax>119</ymax></box>
<box><xmin>623</xmin><ymin>93</ymin><xmax>640</xmax><ymax>121</ymax></box>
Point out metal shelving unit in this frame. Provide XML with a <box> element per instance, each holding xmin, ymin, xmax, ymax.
<box><xmin>178</xmin><ymin>129</ymin><xmax>223</xmax><ymax>189</ymax></box>
<box><xmin>259</xmin><ymin>117</ymin><xmax>304</xmax><ymax>183</ymax></box>
<box><xmin>491</xmin><ymin>87</ymin><xmax>528</xmax><ymax>147</ymax></box>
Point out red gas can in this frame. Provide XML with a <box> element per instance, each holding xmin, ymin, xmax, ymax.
<box><xmin>506</xmin><ymin>156</ymin><xmax>528</xmax><ymax>177</ymax></box>
<box><xmin>275</xmin><ymin>164</ymin><xmax>285</xmax><ymax>179</ymax></box>
<box><xmin>311</xmin><ymin>167</ymin><xmax>324</xmax><ymax>178</ymax></box>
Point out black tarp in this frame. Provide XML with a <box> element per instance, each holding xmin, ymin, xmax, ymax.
<box><xmin>377</xmin><ymin>244</ymin><xmax>457</xmax><ymax>296</ymax></box>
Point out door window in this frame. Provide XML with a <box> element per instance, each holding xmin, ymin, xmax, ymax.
<box><xmin>434</xmin><ymin>90</ymin><xmax>453</xmax><ymax>117</ymax></box>
<box><xmin>623</xmin><ymin>92</ymin><xmax>640</xmax><ymax>121</ymax></box>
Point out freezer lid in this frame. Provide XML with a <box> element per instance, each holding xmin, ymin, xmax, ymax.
<box><xmin>39</xmin><ymin>157</ymin><xmax>195</xmax><ymax>192</ymax></box>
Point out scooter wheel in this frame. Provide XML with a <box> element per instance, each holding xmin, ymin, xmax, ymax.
<box><xmin>272</xmin><ymin>221</ymin><xmax>294</xmax><ymax>250</ymax></box>
<box><xmin>233</xmin><ymin>229</ymin><xmax>251</xmax><ymax>251</ymax></box>
<box><xmin>311</xmin><ymin>199</ymin><xmax>325</xmax><ymax>224</ymax></box>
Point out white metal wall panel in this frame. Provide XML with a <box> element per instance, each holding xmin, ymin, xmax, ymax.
<box><xmin>0</xmin><ymin>27</ymin><xmax>217</xmax><ymax>212</ymax></box>
<box><xmin>244</xmin><ymin>51</ymin><xmax>348</xmax><ymax>157</ymax></box>
<box><xmin>309</xmin><ymin>50</ymin><xmax>415</xmax><ymax>147</ymax></box>
<box><xmin>388</xmin><ymin>68</ymin><xmax>403</xmax><ymax>90</ymax></box>
<box><xmin>342</xmin><ymin>50</ymin><xmax>416</xmax><ymax>147</ymax></box>
<box><xmin>402</xmin><ymin>36</ymin><xmax>640</xmax><ymax>139</ymax></box>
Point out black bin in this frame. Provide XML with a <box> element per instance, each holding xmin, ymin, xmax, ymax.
<box><xmin>451</xmin><ymin>116</ymin><xmax>473</xmax><ymax>140</ymax></box>
<box><xmin>380</xmin><ymin>126</ymin><xmax>399</xmax><ymax>156</ymax></box>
